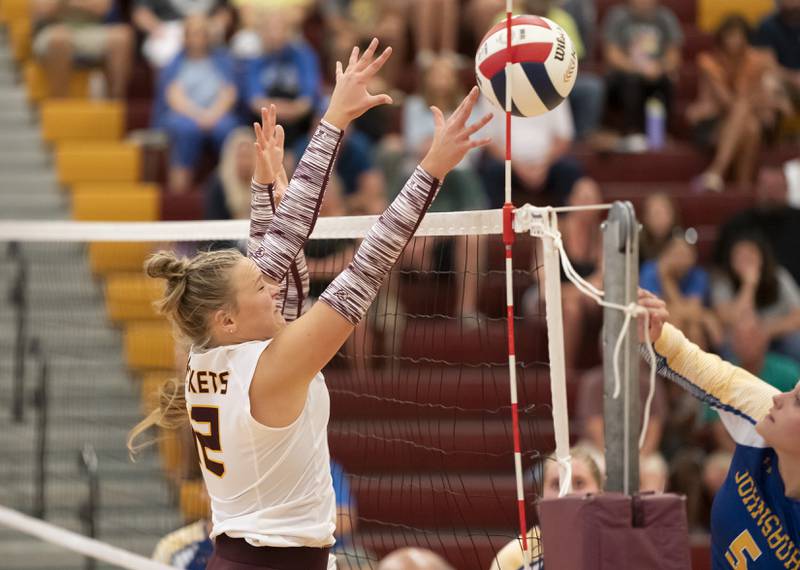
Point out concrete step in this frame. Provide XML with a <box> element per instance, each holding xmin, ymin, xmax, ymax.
<box><xmin>3</xmin><ymin>478</ymin><xmax>174</xmax><ymax>512</ymax></box>
<box><xmin>0</xmin><ymin>106</ymin><xmax>36</xmax><ymax>127</ymax></box>
<box><xmin>0</xmin><ymin>149</ymin><xmax>50</xmax><ymax>171</ymax></box>
<box><xmin>0</xmin><ymin>131</ymin><xmax>43</xmax><ymax>152</ymax></box>
<box><xmin>0</xmin><ymin>87</ymin><xmax>29</xmax><ymax>108</ymax></box>
<box><xmin>0</xmin><ymin>192</ymin><xmax>65</xmax><ymax>219</ymax></box>
<box><xmin>0</xmin><ymin>172</ymin><xmax>59</xmax><ymax>194</ymax></box>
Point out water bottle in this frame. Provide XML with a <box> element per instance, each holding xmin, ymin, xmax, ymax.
<box><xmin>645</xmin><ymin>97</ymin><xmax>666</xmax><ymax>151</ymax></box>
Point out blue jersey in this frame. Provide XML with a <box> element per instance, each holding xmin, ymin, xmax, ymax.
<box><xmin>710</xmin><ymin>414</ymin><xmax>800</xmax><ymax>569</ymax></box>
<box><xmin>650</xmin><ymin>324</ymin><xmax>800</xmax><ymax>570</ymax></box>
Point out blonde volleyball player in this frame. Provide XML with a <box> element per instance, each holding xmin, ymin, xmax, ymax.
<box><xmin>640</xmin><ymin>290</ymin><xmax>800</xmax><ymax>569</ymax></box>
<box><xmin>130</xmin><ymin>37</ymin><xmax>493</xmax><ymax>570</ymax></box>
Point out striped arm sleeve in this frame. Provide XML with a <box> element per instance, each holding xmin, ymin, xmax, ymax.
<box><xmin>645</xmin><ymin>323</ymin><xmax>778</xmax><ymax>445</ymax></box>
<box><xmin>320</xmin><ymin>166</ymin><xmax>441</xmax><ymax>324</ymax></box>
<box><xmin>250</xmin><ymin>120</ymin><xmax>342</xmax><ymax>285</ymax></box>
<box><xmin>247</xmin><ymin>180</ymin><xmax>309</xmax><ymax>322</ymax></box>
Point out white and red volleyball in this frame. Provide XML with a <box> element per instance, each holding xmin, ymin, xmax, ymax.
<box><xmin>475</xmin><ymin>15</ymin><xmax>578</xmax><ymax>117</ymax></box>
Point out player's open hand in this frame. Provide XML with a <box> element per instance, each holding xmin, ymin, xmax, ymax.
<box><xmin>420</xmin><ymin>86</ymin><xmax>492</xmax><ymax>180</ymax></box>
<box><xmin>253</xmin><ymin>104</ymin><xmax>285</xmax><ymax>186</ymax></box>
<box><xmin>323</xmin><ymin>38</ymin><xmax>393</xmax><ymax>130</ymax></box>
<box><xmin>637</xmin><ymin>288</ymin><xmax>669</xmax><ymax>343</ymax></box>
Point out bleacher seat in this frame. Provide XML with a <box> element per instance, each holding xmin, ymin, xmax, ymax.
<box><xmin>124</xmin><ymin>321</ymin><xmax>175</xmax><ymax>370</ymax></box>
<box><xmin>697</xmin><ymin>0</ymin><xmax>773</xmax><ymax>32</ymax></box>
<box><xmin>105</xmin><ymin>272</ymin><xmax>163</xmax><ymax>322</ymax></box>
<box><xmin>139</xmin><ymin>371</ymin><xmax>171</xmax><ymax>415</ymax></box>
<box><xmin>56</xmin><ymin>141</ymin><xmax>141</xmax><ymax>184</ymax></box>
<box><xmin>0</xmin><ymin>0</ymin><xmax>29</xmax><ymax>24</ymax></box>
<box><xmin>72</xmin><ymin>186</ymin><xmax>159</xmax><ymax>221</ymax></box>
<box><xmin>24</xmin><ymin>62</ymin><xmax>89</xmax><ymax>102</ymax></box>
<box><xmin>88</xmin><ymin>242</ymin><xmax>152</xmax><ymax>274</ymax></box>
<box><xmin>8</xmin><ymin>17</ymin><xmax>30</xmax><ymax>62</ymax></box>
<box><xmin>41</xmin><ymin>100</ymin><xmax>125</xmax><ymax>142</ymax></box>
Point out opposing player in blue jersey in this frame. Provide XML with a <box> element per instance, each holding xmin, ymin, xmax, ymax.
<box><xmin>641</xmin><ymin>289</ymin><xmax>800</xmax><ymax>569</ymax></box>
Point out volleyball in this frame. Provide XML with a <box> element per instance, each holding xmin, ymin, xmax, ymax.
<box><xmin>475</xmin><ymin>15</ymin><xmax>578</xmax><ymax>117</ymax></box>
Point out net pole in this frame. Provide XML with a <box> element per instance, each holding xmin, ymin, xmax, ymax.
<box><xmin>502</xmin><ymin>4</ymin><xmax>531</xmax><ymax>568</ymax></box>
<box><xmin>601</xmin><ymin>201</ymin><xmax>640</xmax><ymax>494</ymax></box>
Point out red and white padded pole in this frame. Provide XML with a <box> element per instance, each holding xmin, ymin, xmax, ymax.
<box><xmin>501</xmin><ymin>3</ymin><xmax>531</xmax><ymax>568</ymax></box>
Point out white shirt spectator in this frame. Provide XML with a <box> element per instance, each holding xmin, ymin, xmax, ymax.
<box><xmin>478</xmin><ymin>95</ymin><xmax>575</xmax><ymax>165</ymax></box>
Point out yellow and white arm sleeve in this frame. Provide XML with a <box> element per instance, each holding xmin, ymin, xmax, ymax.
<box><xmin>646</xmin><ymin>323</ymin><xmax>779</xmax><ymax>446</ymax></box>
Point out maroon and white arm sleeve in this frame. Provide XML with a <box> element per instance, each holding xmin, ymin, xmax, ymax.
<box><xmin>250</xmin><ymin>120</ymin><xmax>342</xmax><ymax>284</ymax></box>
<box><xmin>320</xmin><ymin>166</ymin><xmax>441</xmax><ymax>324</ymax></box>
<box><xmin>247</xmin><ymin>181</ymin><xmax>309</xmax><ymax>322</ymax></box>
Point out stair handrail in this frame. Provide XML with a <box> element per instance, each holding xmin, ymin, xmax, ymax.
<box><xmin>78</xmin><ymin>443</ymin><xmax>100</xmax><ymax>570</ymax></box>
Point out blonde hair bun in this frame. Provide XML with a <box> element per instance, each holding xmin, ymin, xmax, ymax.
<box><xmin>145</xmin><ymin>252</ymin><xmax>191</xmax><ymax>281</ymax></box>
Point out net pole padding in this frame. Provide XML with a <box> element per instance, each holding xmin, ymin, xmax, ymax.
<box><xmin>539</xmin><ymin>210</ymin><xmax>573</xmax><ymax>499</ymax></box>
<box><xmin>0</xmin><ymin>505</ymin><xmax>175</xmax><ymax>570</ymax></box>
<box><xmin>601</xmin><ymin>201</ymin><xmax>641</xmax><ymax>495</ymax></box>
<box><xmin>503</xmin><ymin>4</ymin><xmax>531</xmax><ymax>569</ymax></box>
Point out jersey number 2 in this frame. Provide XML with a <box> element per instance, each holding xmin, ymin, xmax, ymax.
<box><xmin>725</xmin><ymin>530</ymin><xmax>762</xmax><ymax>569</ymax></box>
<box><xmin>190</xmin><ymin>406</ymin><xmax>225</xmax><ymax>477</ymax></box>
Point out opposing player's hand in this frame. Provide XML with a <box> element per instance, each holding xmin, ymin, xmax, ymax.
<box><xmin>420</xmin><ymin>86</ymin><xmax>492</xmax><ymax>180</ymax></box>
<box><xmin>323</xmin><ymin>38</ymin><xmax>393</xmax><ymax>130</ymax></box>
<box><xmin>637</xmin><ymin>288</ymin><xmax>669</xmax><ymax>343</ymax></box>
<box><xmin>253</xmin><ymin>105</ymin><xmax>285</xmax><ymax>186</ymax></box>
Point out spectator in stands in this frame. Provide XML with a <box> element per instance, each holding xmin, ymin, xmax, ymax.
<box><xmin>639</xmin><ymin>191</ymin><xmax>681</xmax><ymax>263</ymax></box>
<box><xmin>322</xmin><ymin>1</ymin><xmax>409</xmax><ymax>87</ymax></box>
<box><xmin>133</xmin><ymin>0</ymin><xmax>231</xmax><ymax>68</ymax></box>
<box><xmin>477</xmin><ymin>94</ymin><xmax>582</xmax><ymax>209</ymax></box>
<box><xmin>156</xmin><ymin>14</ymin><xmax>239</xmax><ymax>194</ymax></box>
<box><xmin>204</xmin><ymin>127</ymin><xmax>255</xmax><ymax>221</ymax></box>
<box><xmin>715</xmin><ymin>161</ymin><xmax>800</xmax><ymax>285</ymax></box>
<box><xmin>490</xmin><ymin>446</ymin><xmax>604</xmax><ymax>570</ymax></box>
<box><xmin>602</xmin><ymin>0</ymin><xmax>683</xmax><ymax>148</ymax></box>
<box><xmin>577</xmin><ymin>361</ymin><xmax>667</xmax><ymax>459</ymax></box>
<box><xmin>152</xmin><ymin>487</ymin><xmax>213</xmax><ymax>569</ymax></box>
<box><xmin>230</xmin><ymin>0</ymin><xmax>312</xmax><ymax>58</ymax></box>
<box><xmin>413</xmin><ymin>0</ymin><xmax>459</xmax><ymax>68</ymax></box>
<box><xmin>32</xmin><ymin>0</ymin><xmax>133</xmax><ymax>99</ymax></box>
<box><xmin>379</xmin><ymin>548</ymin><xmax>454</xmax><ymax>570</ymax></box>
<box><xmin>387</xmin><ymin>53</ymin><xmax>487</xmax><ymax>318</ymax></box>
<box><xmin>640</xmin><ymin>229</ymin><xmax>722</xmax><ymax>349</ymax></box>
<box><xmin>244</xmin><ymin>9</ymin><xmax>321</xmax><ymax>149</ymax></box>
<box><xmin>688</xmin><ymin>16</ymin><xmax>791</xmax><ymax>193</ymax></box>
<box><xmin>754</xmin><ymin>0</ymin><xmax>800</xmax><ymax>114</ymax></box>
<box><xmin>548</xmin><ymin>178</ymin><xmax>602</xmax><ymax>371</ymax></box>
<box><xmin>562</xmin><ymin>0</ymin><xmax>596</xmax><ymax>60</ymax></box>
<box><xmin>712</xmin><ymin>232</ymin><xmax>800</xmax><ymax>363</ymax></box>
<box><xmin>525</xmin><ymin>0</ymin><xmax>605</xmax><ymax>141</ymax></box>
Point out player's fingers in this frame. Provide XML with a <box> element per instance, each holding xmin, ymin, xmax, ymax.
<box><xmin>367</xmin><ymin>93</ymin><xmax>393</xmax><ymax>108</ymax></box>
<box><xmin>274</xmin><ymin>125</ymin><xmax>285</xmax><ymax>150</ymax></box>
<box><xmin>265</xmin><ymin>104</ymin><xmax>277</xmax><ymax>140</ymax></box>
<box><xmin>357</xmin><ymin>38</ymin><xmax>379</xmax><ymax>70</ymax></box>
<box><xmin>452</xmin><ymin>86</ymin><xmax>480</xmax><ymax>125</ymax></box>
<box><xmin>348</xmin><ymin>45</ymin><xmax>360</xmax><ymax>70</ymax></box>
<box><xmin>430</xmin><ymin>106</ymin><xmax>445</xmax><ymax>129</ymax></box>
<box><xmin>363</xmin><ymin>46</ymin><xmax>392</xmax><ymax>77</ymax></box>
<box><xmin>468</xmin><ymin>137</ymin><xmax>492</xmax><ymax>149</ymax></box>
<box><xmin>464</xmin><ymin>112</ymin><xmax>493</xmax><ymax>137</ymax></box>
<box><xmin>254</xmin><ymin>121</ymin><xmax>264</xmax><ymax>145</ymax></box>
<box><xmin>335</xmin><ymin>61</ymin><xmax>343</xmax><ymax>81</ymax></box>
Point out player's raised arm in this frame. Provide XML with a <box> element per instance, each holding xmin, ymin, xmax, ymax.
<box><xmin>248</xmin><ymin>38</ymin><xmax>393</xmax><ymax>288</ymax></box>
<box><xmin>251</xmin><ymin>86</ymin><xmax>493</xmax><ymax>425</ymax></box>
<box><xmin>247</xmin><ymin>105</ymin><xmax>307</xmax><ymax>321</ymax></box>
<box><xmin>640</xmin><ymin>290</ymin><xmax>779</xmax><ymax>440</ymax></box>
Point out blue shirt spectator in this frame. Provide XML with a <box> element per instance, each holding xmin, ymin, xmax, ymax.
<box><xmin>640</xmin><ymin>259</ymin><xmax>710</xmax><ymax>301</ymax></box>
<box><xmin>244</xmin><ymin>37</ymin><xmax>320</xmax><ymax>147</ymax></box>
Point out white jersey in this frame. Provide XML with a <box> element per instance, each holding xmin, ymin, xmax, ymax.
<box><xmin>185</xmin><ymin>339</ymin><xmax>336</xmax><ymax>549</ymax></box>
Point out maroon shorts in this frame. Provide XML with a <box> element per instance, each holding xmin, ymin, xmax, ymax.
<box><xmin>207</xmin><ymin>534</ymin><xmax>331</xmax><ymax>570</ymax></box>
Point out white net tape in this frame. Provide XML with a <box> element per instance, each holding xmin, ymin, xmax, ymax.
<box><xmin>0</xmin><ymin>505</ymin><xmax>173</xmax><ymax>570</ymax></box>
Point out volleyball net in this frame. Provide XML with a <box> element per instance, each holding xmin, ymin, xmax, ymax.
<box><xmin>0</xmin><ymin>205</ymin><xmax>643</xmax><ymax>569</ymax></box>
